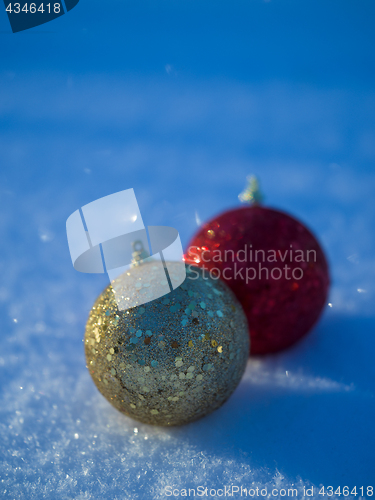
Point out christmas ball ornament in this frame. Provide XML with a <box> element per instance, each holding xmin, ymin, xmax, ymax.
<box><xmin>185</xmin><ymin>177</ymin><xmax>330</xmax><ymax>355</ymax></box>
<box><xmin>84</xmin><ymin>262</ymin><xmax>249</xmax><ymax>426</ymax></box>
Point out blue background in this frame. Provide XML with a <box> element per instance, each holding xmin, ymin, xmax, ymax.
<box><xmin>0</xmin><ymin>0</ymin><xmax>374</xmax><ymax>498</ymax></box>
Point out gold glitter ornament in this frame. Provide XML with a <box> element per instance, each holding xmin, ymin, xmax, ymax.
<box><xmin>84</xmin><ymin>263</ymin><xmax>249</xmax><ymax>426</ymax></box>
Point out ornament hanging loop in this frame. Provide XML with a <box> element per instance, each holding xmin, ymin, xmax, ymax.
<box><xmin>238</xmin><ymin>175</ymin><xmax>263</xmax><ymax>205</ymax></box>
<box><xmin>131</xmin><ymin>239</ymin><xmax>150</xmax><ymax>267</ymax></box>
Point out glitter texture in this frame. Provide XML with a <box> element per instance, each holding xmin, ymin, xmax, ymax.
<box><xmin>84</xmin><ymin>263</ymin><xmax>249</xmax><ymax>426</ymax></box>
<box><xmin>186</xmin><ymin>206</ymin><xmax>330</xmax><ymax>355</ymax></box>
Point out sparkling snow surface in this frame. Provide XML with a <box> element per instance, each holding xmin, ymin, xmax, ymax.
<box><xmin>0</xmin><ymin>74</ymin><xmax>374</xmax><ymax>499</ymax></box>
<box><xmin>1</xmin><ymin>1</ymin><xmax>375</xmax><ymax>495</ymax></box>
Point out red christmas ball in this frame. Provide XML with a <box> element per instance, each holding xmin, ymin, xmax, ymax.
<box><xmin>185</xmin><ymin>183</ymin><xmax>330</xmax><ymax>355</ymax></box>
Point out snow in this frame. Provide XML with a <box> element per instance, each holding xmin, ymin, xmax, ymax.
<box><xmin>1</xmin><ymin>0</ymin><xmax>375</xmax><ymax>497</ymax></box>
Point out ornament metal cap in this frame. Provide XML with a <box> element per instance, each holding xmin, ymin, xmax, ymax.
<box><xmin>238</xmin><ymin>175</ymin><xmax>263</xmax><ymax>205</ymax></box>
<box><xmin>66</xmin><ymin>188</ymin><xmax>186</xmax><ymax>310</ymax></box>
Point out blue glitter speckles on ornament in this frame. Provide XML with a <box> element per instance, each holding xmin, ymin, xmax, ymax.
<box><xmin>84</xmin><ymin>263</ymin><xmax>249</xmax><ymax>426</ymax></box>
